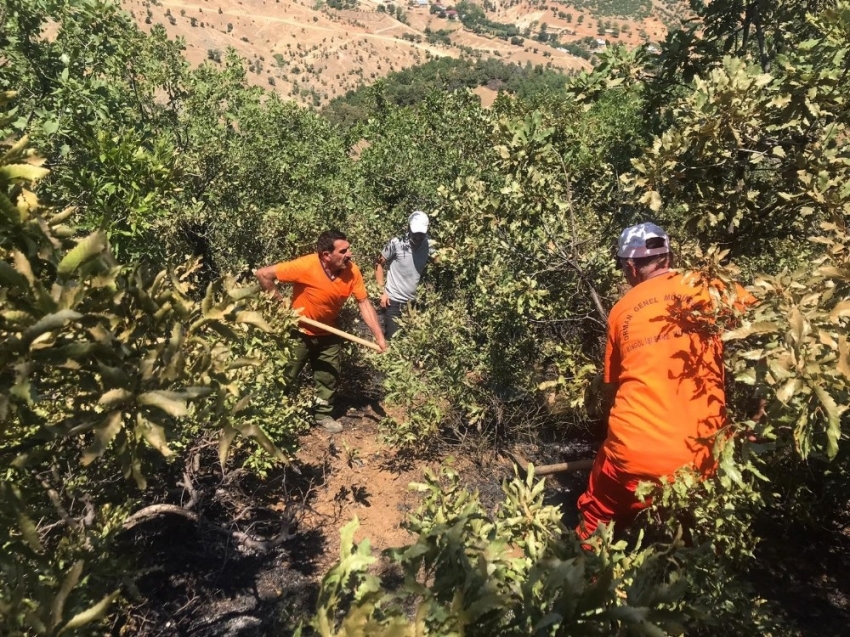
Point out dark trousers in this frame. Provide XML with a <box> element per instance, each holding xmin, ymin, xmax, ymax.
<box><xmin>285</xmin><ymin>332</ymin><xmax>341</xmax><ymax>417</ymax></box>
<box><xmin>384</xmin><ymin>300</ymin><xmax>410</xmax><ymax>340</ymax></box>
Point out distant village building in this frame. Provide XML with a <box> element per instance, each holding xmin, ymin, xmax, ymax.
<box><xmin>595</xmin><ymin>38</ymin><xmax>607</xmax><ymax>49</ymax></box>
<box><xmin>446</xmin><ymin>9</ymin><xmax>458</xmax><ymax>19</ymax></box>
<box><xmin>416</xmin><ymin>0</ymin><xmax>428</xmax><ymax>6</ymax></box>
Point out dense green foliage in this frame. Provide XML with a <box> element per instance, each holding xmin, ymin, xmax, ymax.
<box><xmin>1</xmin><ymin>0</ymin><xmax>849</xmax><ymax>634</ymax></box>
<box><xmin>0</xmin><ymin>2</ymin><xmax>322</xmax><ymax>632</ymax></box>
<box><xmin>309</xmin><ymin>462</ymin><xmax>779</xmax><ymax>636</ymax></box>
<box><xmin>0</xmin><ymin>98</ymin><xmax>304</xmax><ymax>633</ymax></box>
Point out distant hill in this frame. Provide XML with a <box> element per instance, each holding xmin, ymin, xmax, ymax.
<box><xmin>121</xmin><ymin>0</ymin><xmax>688</xmax><ymax>108</ymax></box>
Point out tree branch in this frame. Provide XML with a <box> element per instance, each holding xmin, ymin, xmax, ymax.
<box><xmin>555</xmin><ymin>152</ymin><xmax>609</xmax><ymax>325</ymax></box>
<box><xmin>754</xmin><ymin>1</ymin><xmax>769</xmax><ymax>72</ymax></box>
<box><xmin>40</xmin><ymin>479</ymin><xmax>81</xmax><ymax>532</ymax></box>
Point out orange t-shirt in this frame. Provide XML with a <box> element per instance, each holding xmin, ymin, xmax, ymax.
<box><xmin>274</xmin><ymin>254</ymin><xmax>368</xmax><ymax>336</ymax></box>
<box><xmin>602</xmin><ymin>272</ymin><xmax>746</xmax><ymax>477</ymax></box>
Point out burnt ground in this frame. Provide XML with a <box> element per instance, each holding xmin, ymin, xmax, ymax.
<box><xmin>111</xmin><ymin>351</ymin><xmax>599</xmax><ymax>636</ymax></box>
<box><xmin>112</xmin><ymin>360</ymin><xmax>850</xmax><ymax>636</ymax></box>
<box><xmin>746</xmin><ymin>514</ymin><xmax>850</xmax><ymax>637</ymax></box>
<box><xmin>113</xmin><ymin>423</ymin><xmax>597</xmax><ymax>637</ymax></box>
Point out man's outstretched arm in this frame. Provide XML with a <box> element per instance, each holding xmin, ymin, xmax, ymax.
<box><xmin>358</xmin><ymin>298</ymin><xmax>387</xmax><ymax>352</ymax></box>
<box><xmin>255</xmin><ymin>265</ymin><xmax>284</xmax><ymax>301</ymax></box>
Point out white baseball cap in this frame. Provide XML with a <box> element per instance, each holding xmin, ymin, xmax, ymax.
<box><xmin>617</xmin><ymin>222</ymin><xmax>670</xmax><ymax>258</ymax></box>
<box><xmin>409</xmin><ymin>210</ymin><xmax>429</xmax><ymax>234</ymax></box>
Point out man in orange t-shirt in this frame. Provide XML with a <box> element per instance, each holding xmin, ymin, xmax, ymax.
<box><xmin>255</xmin><ymin>230</ymin><xmax>386</xmax><ymax>433</ymax></box>
<box><xmin>576</xmin><ymin>222</ymin><xmax>744</xmax><ymax>540</ymax></box>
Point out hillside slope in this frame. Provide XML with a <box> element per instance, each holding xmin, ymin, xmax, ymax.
<box><xmin>123</xmin><ymin>0</ymin><xmax>682</xmax><ymax>107</ymax></box>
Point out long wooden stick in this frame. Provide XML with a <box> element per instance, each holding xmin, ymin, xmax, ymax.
<box><xmin>505</xmin><ymin>450</ymin><xmax>594</xmax><ymax>476</ymax></box>
<box><xmin>297</xmin><ymin>315</ymin><xmax>382</xmax><ymax>352</ymax></box>
<box><xmin>533</xmin><ymin>458</ymin><xmax>595</xmax><ymax>476</ymax></box>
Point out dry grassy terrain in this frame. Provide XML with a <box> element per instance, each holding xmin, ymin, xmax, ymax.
<box><xmin>123</xmin><ymin>0</ymin><xmax>683</xmax><ymax>107</ymax></box>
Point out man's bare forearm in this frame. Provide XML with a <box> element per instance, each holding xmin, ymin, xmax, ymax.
<box><xmin>375</xmin><ymin>258</ymin><xmax>390</xmax><ymax>308</ymax></box>
<box><xmin>358</xmin><ymin>299</ymin><xmax>386</xmax><ymax>351</ymax></box>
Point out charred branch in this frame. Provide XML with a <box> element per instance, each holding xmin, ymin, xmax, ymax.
<box><xmin>121</xmin><ymin>503</ymin><xmax>297</xmax><ymax>553</ymax></box>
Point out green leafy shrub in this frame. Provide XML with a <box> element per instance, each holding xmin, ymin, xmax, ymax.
<box><xmin>369</xmin><ymin>89</ymin><xmax>646</xmax><ymax>448</ymax></box>
<box><xmin>228</xmin><ymin>331</ymin><xmax>314</xmax><ymax>477</ymax></box>
<box><xmin>375</xmin><ymin>297</ymin><xmax>489</xmax><ymax>448</ymax></box>
<box><xmin>0</xmin><ymin>94</ymin><xmax>304</xmax><ymax>634</ymax></box>
<box><xmin>307</xmin><ymin>464</ymin><xmax>783</xmax><ymax>636</ymax></box>
<box><xmin>2</xmin><ymin>0</ymin><xmax>849</xmax><ymax>632</ymax></box>
<box><xmin>315</xmin><ymin>3</ymin><xmax>850</xmax><ymax>633</ymax></box>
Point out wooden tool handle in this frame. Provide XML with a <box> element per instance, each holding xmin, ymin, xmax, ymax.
<box><xmin>297</xmin><ymin>315</ymin><xmax>382</xmax><ymax>352</ymax></box>
<box><xmin>533</xmin><ymin>458</ymin><xmax>595</xmax><ymax>475</ymax></box>
<box><xmin>504</xmin><ymin>450</ymin><xmax>595</xmax><ymax>476</ymax></box>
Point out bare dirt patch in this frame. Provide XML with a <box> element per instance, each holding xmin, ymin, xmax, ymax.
<box><xmin>295</xmin><ymin>409</ymin><xmax>423</xmax><ymax>569</ymax></box>
<box><xmin>473</xmin><ymin>84</ymin><xmax>499</xmax><ymax>108</ymax></box>
<box><xmin>499</xmin><ymin>2</ymin><xmax>669</xmax><ymax>46</ymax></box>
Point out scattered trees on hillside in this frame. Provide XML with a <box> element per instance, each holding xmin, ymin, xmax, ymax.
<box><xmin>567</xmin><ymin>0</ymin><xmax>651</xmax><ymax>20</ymax></box>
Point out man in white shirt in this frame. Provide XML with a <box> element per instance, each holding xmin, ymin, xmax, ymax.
<box><xmin>375</xmin><ymin>211</ymin><xmax>433</xmax><ymax>339</ymax></box>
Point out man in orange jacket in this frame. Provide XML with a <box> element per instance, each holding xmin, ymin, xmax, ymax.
<box><xmin>576</xmin><ymin>222</ymin><xmax>748</xmax><ymax>540</ymax></box>
<box><xmin>255</xmin><ymin>230</ymin><xmax>387</xmax><ymax>434</ymax></box>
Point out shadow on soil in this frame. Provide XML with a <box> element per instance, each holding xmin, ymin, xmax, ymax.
<box><xmin>747</xmin><ymin>514</ymin><xmax>850</xmax><ymax>637</ymax></box>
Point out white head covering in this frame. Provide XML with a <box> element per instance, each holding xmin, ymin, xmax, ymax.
<box><xmin>408</xmin><ymin>210</ymin><xmax>429</xmax><ymax>234</ymax></box>
<box><xmin>617</xmin><ymin>222</ymin><xmax>670</xmax><ymax>258</ymax></box>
